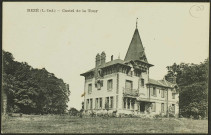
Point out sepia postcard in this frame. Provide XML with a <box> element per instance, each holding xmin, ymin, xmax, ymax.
<box><xmin>2</xmin><ymin>2</ymin><xmax>209</xmax><ymax>134</ymax></box>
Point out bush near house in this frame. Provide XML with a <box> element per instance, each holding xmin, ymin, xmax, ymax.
<box><xmin>68</xmin><ymin>108</ymin><xmax>79</xmax><ymax>116</ymax></box>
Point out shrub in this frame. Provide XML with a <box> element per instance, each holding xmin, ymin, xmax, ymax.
<box><xmin>112</xmin><ymin>111</ymin><xmax>117</xmax><ymax>117</ymax></box>
<box><xmin>169</xmin><ymin>112</ymin><xmax>175</xmax><ymax>118</ymax></box>
<box><xmin>90</xmin><ymin>111</ymin><xmax>96</xmax><ymax>117</ymax></box>
<box><xmin>68</xmin><ymin>108</ymin><xmax>79</xmax><ymax>116</ymax></box>
<box><xmin>153</xmin><ymin>114</ymin><xmax>161</xmax><ymax>118</ymax></box>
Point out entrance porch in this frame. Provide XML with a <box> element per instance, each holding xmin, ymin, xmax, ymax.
<box><xmin>121</xmin><ymin>97</ymin><xmax>155</xmax><ymax>116</ymax></box>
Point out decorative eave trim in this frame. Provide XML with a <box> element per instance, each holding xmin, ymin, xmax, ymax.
<box><xmin>80</xmin><ymin>70</ymin><xmax>94</xmax><ymax>76</ymax></box>
<box><xmin>80</xmin><ymin>63</ymin><xmax>131</xmax><ymax>76</ymax></box>
<box><xmin>134</xmin><ymin>60</ymin><xmax>154</xmax><ymax>67</ymax></box>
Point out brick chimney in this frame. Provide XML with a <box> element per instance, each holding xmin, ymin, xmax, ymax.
<box><xmin>101</xmin><ymin>51</ymin><xmax>106</xmax><ymax>65</ymax></box>
<box><xmin>96</xmin><ymin>53</ymin><xmax>101</xmax><ymax>67</ymax></box>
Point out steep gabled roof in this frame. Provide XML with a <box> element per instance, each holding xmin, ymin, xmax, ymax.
<box><xmin>124</xmin><ymin>28</ymin><xmax>148</xmax><ymax>63</ymax></box>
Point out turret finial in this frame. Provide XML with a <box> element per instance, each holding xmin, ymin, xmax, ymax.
<box><xmin>136</xmin><ymin>18</ymin><xmax>138</xmax><ymax>29</ymax></box>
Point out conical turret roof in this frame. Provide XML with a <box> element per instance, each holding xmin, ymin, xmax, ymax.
<box><xmin>124</xmin><ymin>28</ymin><xmax>148</xmax><ymax>63</ymax></box>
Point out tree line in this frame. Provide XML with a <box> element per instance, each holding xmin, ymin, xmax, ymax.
<box><xmin>2</xmin><ymin>50</ymin><xmax>70</xmax><ymax>114</ymax></box>
<box><xmin>165</xmin><ymin>58</ymin><xmax>208</xmax><ymax>118</ymax></box>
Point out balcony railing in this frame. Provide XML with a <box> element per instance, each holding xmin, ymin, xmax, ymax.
<box><xmin>123</xmin><ymin>88</ymin><xmax>139</xmax><ymax>97</ymax></box>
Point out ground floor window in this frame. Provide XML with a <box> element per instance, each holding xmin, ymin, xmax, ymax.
<box><xmin>123</xmin><ymin>98</ymin><xmax>126</xmax><ymax>109</ymax></box>
<box><xmin>152</xmin><ymin>103</ymin><xmax>156</xmax><ymax>112</ymax></box>
<box><xmin>123</xmin><ymin>97</ymin><xmax>135</xmax><ymax>110</ymax></box>
<box><xmin>90</xmin><ymin>99</ymin><xmax>93</xmax><ymax>109</ymax></box>
<box><xmin>86</xmin><ymin>99</ymin><xmax>89</xmax><ymax>109</ymax></box>
<box><xmin>95</xmin><ymin>98</ymin><xmax>98</xmax><ymax>109</ymax></box>
<box><xmin>127</xmin><ymin>99</ymin><xmax>130</xmax><ymax>109</ymax></box>
<box><xmin>140</xmin><ymin>102</ymin><xmax>145</xmax><ymax>112</ymax></box>
<box><xmin>131</xmin><ymin>99</ymin><xmax>135</xmax><ymax>109</ymax></box>
<box><xmin>172</xmin><ymin>104</ymin><xmax>175</xmax><ymax>114</ymax></box>
<box><xmin>110</xmin><ymin>97</ymin><xmax>113</xmax><ymax>108</ymax></box>
<box><xmin>99</xmin><ymin>98</ymin><xmax>102</xmax><ymax>108</ymax></box>
<box><xmin>105</xmin><ymin>96</ymin><xmax>114</xmax><ymax>109</ymax></box>
<box><xmin>116</xmin><ymin>95</ymin><xmax>118</xmax><ymax>109</ymax></box>
<box><xmin>161</xmin><ymin>103</ymin><xmax>164</xmax><ymax>113</ymax></box>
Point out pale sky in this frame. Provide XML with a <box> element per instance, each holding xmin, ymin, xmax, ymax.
<box><xmin>3</xmin><ymin>2</ymin><xmax>209</xmax><ymax>110</ymax></box>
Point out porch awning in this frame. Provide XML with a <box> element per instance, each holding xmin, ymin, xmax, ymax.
<box><xmin>136</xmin><ymin>97</ymin><xmax>155</xmax><ymax>103</ymax></box>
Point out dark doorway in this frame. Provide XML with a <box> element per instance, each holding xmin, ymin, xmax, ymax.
<box><xmin>140</xmin><ymin>102</ymin><xmax>145</xmax><ymax>112</ymax></box>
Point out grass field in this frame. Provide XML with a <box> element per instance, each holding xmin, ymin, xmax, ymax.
<box><xmin>1</xmin><ymin>115</ymin><xmax>208</xmax><ymax>133</ymax></box>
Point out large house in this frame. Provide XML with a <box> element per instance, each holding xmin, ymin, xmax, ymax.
<box><xmin>80</xmin><ymin>22</ymin><xmax>179</xmax><ymax>117</ymax></box>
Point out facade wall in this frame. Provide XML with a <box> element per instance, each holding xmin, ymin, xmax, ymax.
<box><xmin>147</xmin><ymin>86</ymin><xmax>179</xmax><ymax>116</ymax></box>
<box><xmin>83</xmin><ymin>68</ymin><xmax>179</xmax><ymax>117</ymax></box>
<box><xmin>139</xmin><ymin>71</ymin><xmax>149</xmax><ymax>98</ymax></box>
<box><xmin>118</xmin><ymin>71</ymin><xmax>149</xmax><ymax>112</ymax></box>
<box><xmin>84</xmin><ymin>73</ymin><xmax>118</xmax><ymax>111</ymax></box>
<box><xmin>118</xmin><ymin>72</ymin><xmax>139</xmax><ymax>112</ymax></box>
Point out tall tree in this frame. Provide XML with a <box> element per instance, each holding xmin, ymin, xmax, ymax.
<box><xmin>165</xmin><ymin>59</ymin><xmax>208</xmax><ymax>118</ymax></box>
<box><xmin>2</xmin><ymin>50</ymin><xmax>70</xmax><ymax>114</ymax></box>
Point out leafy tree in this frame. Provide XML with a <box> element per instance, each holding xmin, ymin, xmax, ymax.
<box><xmin>165</xmin><ymin>59</ymin><xmax>208</xmax><ymax>118</ymax></box>
<box><xmin>2</xmin><ymin>50</ymin><xmax>70</xmax><ymax>114</ymax></box>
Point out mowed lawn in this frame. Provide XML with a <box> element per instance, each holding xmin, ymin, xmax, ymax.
<box><xmin>1</xmin><ymin>115</ymin><xmax>208</xmax><ymax>133</ymax></box>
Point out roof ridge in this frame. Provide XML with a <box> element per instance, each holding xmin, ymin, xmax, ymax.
<box><xmin>148</xmin><ymin>78</ymin><xmax>175</xmax><ymax>88</ymax></box>
<box><xmin>157</xmin><ymin>80</ymin><xmax>166</xmax><ymax>86</ymax></box>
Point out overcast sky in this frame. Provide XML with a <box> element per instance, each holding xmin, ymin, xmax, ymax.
<box><xmin>3</xmin><ymin>2</ymin><xmax>209</xmax><ymax>110</ymax></box>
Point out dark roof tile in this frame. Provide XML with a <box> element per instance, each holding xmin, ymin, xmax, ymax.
<box><xmin>80</xmin><ymin>59</ymin><xmax>127</xmax><ymax>76</ymax></box>
<box><xmin>124</xmin><ymin>28</ymin><xmax>148</xmax><ymax>63</ymax></box>
<box><xmin>147</xmin><ymin>78</ymin><xmax>176</xmax><ymax>88</ymax></box>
